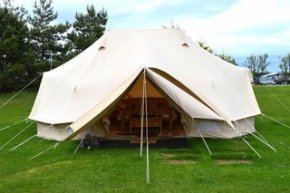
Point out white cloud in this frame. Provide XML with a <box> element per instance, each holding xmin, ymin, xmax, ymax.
<box><xmin>12</xmin><ymin>0</ymin><xmax>290</xmax><ymax>57</ymax></box>
<box><xmin>179</xmin><ymin>0</ymin><xmax>290</xmax><ymax>56</ymax></box>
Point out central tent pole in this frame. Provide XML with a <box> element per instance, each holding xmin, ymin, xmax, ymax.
<box><xmin>139</xmin><ymin>68</ymin><xmax>150</xmax><ymax>183</ymax></box>
<box><xmin>144</xmin><ymin>68</ymin><xmax>150</xmax><ymax>184</ymax></box>
<box><xmin>140</xmin><ymin>69</ymin><xmax>145</xmax><ymax>157</ymax></box>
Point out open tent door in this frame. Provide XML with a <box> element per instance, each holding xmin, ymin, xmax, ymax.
<box><xmin>66</xmin><ymin>70</ymin><xmax>189</xmax><ymax>141</ymax></box>
<box><xmin>103</xmin><ymin>72</ymin><xmax>188</xmax><ymax>140</ymax></box>
<box><xmin>65</xmin><ymin>68</ymin><xmax>229</xmax><ymax>141</ymax></box>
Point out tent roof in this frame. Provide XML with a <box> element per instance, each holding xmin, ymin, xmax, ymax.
<box><xmin>29</xmin><ymin>28</ymin><xmax>260</xmax><ymax>128</ymax></box>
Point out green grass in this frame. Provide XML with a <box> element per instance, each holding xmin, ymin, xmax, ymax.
<box><xmin>0</xmin><ymin>86</ymin><xmax>290</xmax><ymax>193</ymax></box>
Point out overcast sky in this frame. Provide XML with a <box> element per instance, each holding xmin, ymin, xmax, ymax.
<box><xmin>12</xmin><ymin>0</ymin><xmax>290</xmax><ymax>71</ymax></box>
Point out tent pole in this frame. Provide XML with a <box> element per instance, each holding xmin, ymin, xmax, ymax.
<box><xmin>144</xmin><ymin>69</ymin><xmax>150</xmax><ymax>184</ymax></box>
<box><xmin>140</xmin><ymin>69</ymin><xmax>145</xmax><ymax>157</ymax></box>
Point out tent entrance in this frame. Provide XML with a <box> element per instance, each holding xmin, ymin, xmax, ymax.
<box><xmin>106</xmin><ymin>98</ymin><xmax>186</xmax><ymax>139</ymax></box>
<box><xmin>103</xmin><ymin>74</ymin><xmax>186</xmax><ymax>139</ymax></box>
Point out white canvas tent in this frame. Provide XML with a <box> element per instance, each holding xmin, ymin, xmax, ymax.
<box><xmin>29</xmin><ymin>28</ymin><xmax>261</xmax><ymax>141</ymax></box>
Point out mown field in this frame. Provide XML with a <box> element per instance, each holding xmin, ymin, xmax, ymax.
<box><xmin>0</xmin><ymin>86</ymin><xmax>290</xmax><ymax>193</ymax></box>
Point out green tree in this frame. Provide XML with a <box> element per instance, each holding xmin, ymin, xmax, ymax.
<box><xmin>1</xmin><ymin>0</ymin><xmax>28</xmax><ymax>21</ymax></box>
<box><xmin>258</xmin><ymin>54</ymin><xmax>270</xmax><ymax>75</ymax></box>
<box><xmin>244</xmin><ymin>55</ymin><xmax>259</xmax><ymax>77</ymax></box>
<box><xmin>29</xmin><ymin>0</ymin><xmax>57</xmax><ymax>61</ymax></box>
<box><xmin>198</xmin><ymin>41</ymin><xmax>213</xmax><ymax>53</ymax></box>
<box><xmin>198</xmin><ymin>41</ymin><xmax>237</xmax><ymax>65</ymax></box>
<box><xmin>68</xmin><ymin>5</ymin><xmax>108</xmax><ymax>53</ymax></box>
<box><xmin>29</xmin><ymin>0</ymin><xmax>70</xmax><ymax>70</ymax></box>
<box><xmin>216</xmin><ymin>52</ymin><xmax>237</xmax><ymax>65</ymax></box>
<box><xmin>0</xmin><ymin>6</ymin><xmax>34</xmax><ymax>91</ymax></box>
<box><xmin>244</xmin><ymin>54</ymin><xmax>269</xmax><ymax>77</ymax></box>
<box><xmin>280</xmin><ymin>54</ymin><xmax>290</xmax><ymax>84</ymax></box>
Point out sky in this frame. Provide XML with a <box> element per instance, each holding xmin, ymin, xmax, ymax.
<box><xmin>11</xmin><ymin>0</ymin><xmax>290</xmax><ymax>72</ymax></box>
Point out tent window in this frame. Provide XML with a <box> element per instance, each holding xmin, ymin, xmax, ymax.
<box><xmin>197</xmin><ymin>121</ymin><xmax>221</xmax><ymax>133</ymax></box>
<box><xmin>182</xmin><ymin>43</ymin><xmax>189</xmax><ymax>47</ymax></box>
<box><xmin>98</xmin><ymin>46</ymin><xmax>106</xmax><ymax>50</ymax></box>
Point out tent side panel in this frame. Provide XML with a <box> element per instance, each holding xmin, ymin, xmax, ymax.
<box><xmin>184</xmin><ymin>116</ymin><xmax>256</xmax><ymax>139</ymax></box>
<box><xmin>36</xmin><ymin>121</ymin><xmax>108</xmax><ymax>141</ymax></box>
<box><xmin>36</xmin><ymin>122</ymin><xmax>72</xmax><ymax>141</ymax></box>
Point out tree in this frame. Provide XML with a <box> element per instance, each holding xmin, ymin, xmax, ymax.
<box><xmin>198</xmin><ymin>41</ymin><xmax>237</xmax><ymax>65</ymax></box>
<box><xmin>29</xmin><ymin>0</ymin><xmax>57</xmax><ymax>61</ymax></box>
<box><xmin>29</xmin><ymin>0</ymin><xmax>70</xmax><ymax>70</ymax></box>
<box><xmin>1</xmin><ymin>0</ymin><xmax>28</xmax><ymax>21</ymax></box>
<box><xmin>280</xmin><ymin>54</ymin><xmax>290</xmax><ymax>84</ymax></box>
<box><xmin>50</xmin><ymin>22</ymin><xmax>72</xmax><ymax>64</ymax></box>
<box><xmin>244</xmin><ymin>54</ymin><xmax>269</xmax><ymax>78</ymax></box>
<box><xmin>198</xmin><ymin>41</ymin><xmax>213</xmax><ymax>53</ymax></box>
<box><xmin>244</xmin><ymin>55</ymin><xmax>259</xmax><ymax>77</ymax></box>
<box><xmin>216</xmin><ymin>52</ymin><xmax>237</xmax><ymax>65</ymax></box>
<box><xmin>0</xmin><ymin>6</ymin><xmax>33</xmax><ymax>91</ymax></box>
<box><xmin>68</xmin><ymin>5</ymin><xmax>108</xmax><ymax>53</ymax></box>
<box><xmin>258</xmin><ymin>54</ymin><xmax>270</xmax><ymax>75</ymax></box>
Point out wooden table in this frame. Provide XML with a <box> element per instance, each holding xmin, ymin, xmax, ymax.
<box><xmin>129</xmin><ymin>117</ymin><xmax>163</xmax><ymax>133</ymax></box>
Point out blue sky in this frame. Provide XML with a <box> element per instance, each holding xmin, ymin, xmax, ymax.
<box><xmin>12</xmin><ymin>0</ymin><xmax>290</xmax><ymax>72</ymax></box>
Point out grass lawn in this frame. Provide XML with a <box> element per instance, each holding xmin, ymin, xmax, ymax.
<box><xmin>0</xmin><ymin>86</ymin><xmax>290</xmax><ymax>193</ymax></box>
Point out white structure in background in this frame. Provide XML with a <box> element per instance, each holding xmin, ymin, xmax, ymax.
<box><xmin>259</xmin><ymin>73</ymin><xmax>282</xmax><ymax>85</ymax></box>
